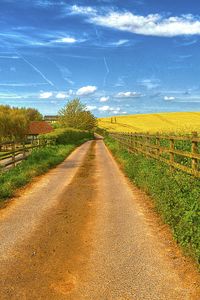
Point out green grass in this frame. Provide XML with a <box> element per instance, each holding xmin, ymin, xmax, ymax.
<box><xmin>105</xmin><ymin>136</ymin><xmax>200</xmax><ymax>265</ymax></box>
<box><xmin>0</xmin><ymin>138</ymin><xmax>90</xmax><ymax>202</ymax></box>
<box><xmin>40</xmin><ymin>127</ymin><xmax>94</xmax><ymax>144</ymax></box>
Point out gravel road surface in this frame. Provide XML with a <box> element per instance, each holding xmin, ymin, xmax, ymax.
<box><xmin>0</xmin><ymin>140</ymin><xmax>199</xmax><ymax>299</ymax></box>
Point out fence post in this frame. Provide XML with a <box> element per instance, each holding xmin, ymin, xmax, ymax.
<box><xmin>169</xmin><ymin>137</ymin><xmax>175</xmax><ymax>171</ymax></box>
<box><xmin>130</xmin><ymin>132</ymin><xmax>133</xmax><ymax>151</ymax></box>
<box><xmin>156</xmin><ymin>132</ymin><xmax>160</xmax><ymax>158</ymax></box>
<box><xmin>131</xmin><ymin>133</ymin><xmax>134</xmax><ymax>151</ymax></box>
<box><xmin>128</xmin><ymin>132</ymin><xmax>132</xmax><ymax>152</ymax></box>
<box><xmin>12</xmin><ymin>142</ymin><xmax>16</xmax><ymax>167</ymax></box>
<box><xmin>128</xmin><ymin>133</ymin><xmax>131</xmax><ymax>152</ymax></box>
<box><xmin>146</xmin><ymin>132</ymin><xmax>150</xmax><ymax>155</ymax></box>
<box><xmin>135</xmin><ymin>133</ymin><xmax>138</xmax><ymax>153</ymax></box>
<box><xmin>191</xmin><ymin>131</ymin><xmax>198</xmax><ymax>173</ymax></box>
<box><xmin>23</xmin><ymin>141</ymin><xmax>26</xmax><ymax>158</ymax></box>
<box><xmin>121</xmin><ymin>132</ymin><xmax>125</xmax><ymax>149</ymax></box>
<box><xmin>126</xmin><ymin>133</ymin><xmax>129</xmax><ymax>152</ymax></box>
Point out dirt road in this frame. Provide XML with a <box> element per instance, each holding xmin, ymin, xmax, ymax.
<box><xmin>0</xmin><ymin>140</ymin><xmax>199</xmax><ymax>299</ymax></box>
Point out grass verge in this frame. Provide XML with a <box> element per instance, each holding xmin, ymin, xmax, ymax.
<box><xmin>105</xmin><ymin>136</ymin><xmax>200</xmax><ymax>264</ymax></box>
<box><xmin>0</xmin><ymin>138</ymin><xmax>89</xmax><ymax>202</ymax></box>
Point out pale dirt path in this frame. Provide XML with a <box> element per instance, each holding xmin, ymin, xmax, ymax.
<box><xmin>0</xmin><ymin>141</ymin><xmax>91</xmax><ymax>259</ymax></box>
<box><xmin>72</xmin><ymin>141</ymin><xmax>200</xmax><ymax>299</ymax></box>
<box><xmin>0</xmin><ymin>140</ymin><xmax>199</xmax><ymax>299</ymax></box>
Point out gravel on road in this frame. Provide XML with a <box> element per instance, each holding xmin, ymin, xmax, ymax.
<box><xmin>0</xmin><ymin>140</ymin><xmax>199</xmax><ymax>299</ymax></box>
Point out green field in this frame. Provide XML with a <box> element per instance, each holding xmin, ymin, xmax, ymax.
<box><xmin>98</xmin><ymin>112</ymin><xmax>200</xmax><ymax>133</ymax></box>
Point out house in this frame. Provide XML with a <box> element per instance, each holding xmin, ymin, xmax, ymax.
<box><xmin>28</xmin><ymin>121</ymin><xmax>53</xmax><ymax>139</ymax></box>
<box><xmin>44</xmin><ymin>115</ymin><xmax>59</xmax><ymax>123</ymax></box>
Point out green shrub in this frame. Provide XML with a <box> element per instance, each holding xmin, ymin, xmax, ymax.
<box><xmin>39</xmin><ymin>128</ymin><xmax>94</xmax><ymax>145</ymax></box>
<box><xmin>105</xmin><ymin>136</ymin><xmax>200</xmax><ymax>264</ymax></box>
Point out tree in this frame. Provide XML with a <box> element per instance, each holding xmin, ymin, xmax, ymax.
<box><xmin>10</xmin><ymin>110</ymin><xmax>29</xmax><ymax>139</ymax></box>
<box><xmin>0</xmin><ymin>105</ymin><xmax>42</xmax><ymax>141</ymax></box>
<box><xmin>79</xmin><ymin>110</ymin><xmax>97</xmax><ymax>130</ymax></box>
<box><xmin>25</xmin><ymin>108</ymin><xmax>43</xmax><ymax>121</ymax></box>
<box><xmin>58</xmin><ymin>99</ymin><xmax>97</xmax><ymax>130</ymax></box>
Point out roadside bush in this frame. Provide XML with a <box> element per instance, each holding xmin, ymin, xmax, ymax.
<box><xmin>105</xmin><ymin>136</ymin><xmax>200</xmax><ymax>264</ymax></box>
<box><xmin>40</xmin><ymin>128</ymin><xmax>94</xmax><ymax>145</ymax></box>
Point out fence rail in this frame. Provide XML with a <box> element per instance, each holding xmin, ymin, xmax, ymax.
<box><xmin>0</xmin><ymin>138</ymin><xmax>53</xmax><ymax>169</ymax></box>
<box><xmin>110</xmin><ymin>131</ymin><xmax>200</xmax><ymax>178</ymax></box>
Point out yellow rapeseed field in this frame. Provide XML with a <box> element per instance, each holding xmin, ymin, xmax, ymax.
<box><xmin>98</xmin><ymin>112</ymin><xmax>200</xmax><ymax>133</ymax></box>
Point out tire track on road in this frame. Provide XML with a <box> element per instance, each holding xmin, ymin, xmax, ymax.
<box><xmin>0</xmin><ymin>140</ymin><xmax>199</xmax><ymax>299</ymax></box>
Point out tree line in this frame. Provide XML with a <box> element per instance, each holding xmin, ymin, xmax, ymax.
<box><xmin>0</xmin><ymin>105</ymin><xmax>42</xmax><ymax>141</ymax></box>
<box><xmin>0</xmin><ymin>99</ymin><xmax>97</xmax><ymax>142</ymax></box>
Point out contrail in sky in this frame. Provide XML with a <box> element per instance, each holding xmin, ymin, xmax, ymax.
<box><xmin>94</xmin><ymin>26</ymin><xmax>110</xmax><ymax>87</ymax></box>
<box><xmin>95</xmin><ymin>27</ymin><xmax>100</xmax><ymax>42</ymax></box>
<box><xmin>103</xmin><ymin>56</ymin><xmax>110</xmax><ymax>87</ymax></box>
<box><xmin>18</xmin><ymin>53</ymin><xmax>56</xmax><ymax>88</ymax></box>
<box><xmin>0</xmin><ymin>83</ymin><xmax>48</xmax><ymax>87</ymax></box>
<box><xmin>0</xmin><ymin>38</ymin><xmax>57</xmax><ymax>90</ymax></box>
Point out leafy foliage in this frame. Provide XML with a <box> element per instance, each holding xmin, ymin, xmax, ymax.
<box><xmin>59</xmin><ymin>98</ymin><xmax>97</xmax><ymax>130</ymax></box>
<box><xmin>25</xmin><ymin>108</ymin><xmax>43</xmax><ymax>122</ymax></box>
<box><xmin>40</xmin><ymin>127</ymin><xmax>94</xmax><ymax>144</ymax></box>
<box><xmin>0</xmin><ymin>105</ymin><xmax>43</xmax><ymax>141</ymax></box>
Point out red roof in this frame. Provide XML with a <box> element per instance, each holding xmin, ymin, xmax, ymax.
<box><xmin>28</xmin><ymin>121</ymin><xmax>53</xmax><ymax>135</ymax></box>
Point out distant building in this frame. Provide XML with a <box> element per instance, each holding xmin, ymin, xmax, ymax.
<box><xmin>28</xmin><ymin>121</ymin><xmax>53</xmax><ymax>139</ymax></box>
<box><xmin>44</xmin><ymin>115</ymin><xmax>59</xmax><ymax>123</ymax></box>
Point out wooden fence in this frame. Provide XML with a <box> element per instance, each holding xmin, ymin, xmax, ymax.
<box><xmin>109</xmin><ymin>131</ymin><xmax>200</xmax><ymax>178</ymax></box>
<box><xmin>0</xmin><ymin>138</ymin><xmax>53</xmax><ymax>169</ymax></box>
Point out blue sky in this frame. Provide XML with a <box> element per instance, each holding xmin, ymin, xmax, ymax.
<box><xmin>0</xmin><ymin>0</ymin><xmax>200</xmax><ymax>116</ymax></box>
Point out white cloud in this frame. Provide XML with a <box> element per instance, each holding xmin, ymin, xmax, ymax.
<box><xmin>35</xmin><ymin>0</ymin><xmax>63</xmax><ymax>8</ymax></box>
<box><xmin>112</xmin><ymin>110</ymin><xmax>121</xmax><ymax>114</ymax></box>
<box><xmin>40</xmin><ymin>92</ymin><xmax>53</xmax><ymax>99</ymax></box>
<box><xmin>164</xmin><ymin>96</ymin><xmax>176</xmax><ymax>100</ymax></box>
<box><xmin>73</xmin><ymin>6</ymin><xmax>200</xmax><ymax>37</ymax></box>
<box><xmin>99</xmin><ymin>105</ymin><xmax>110</xmax><ymax>111</ymax></box>
<box><xmin>177</xmin><ymin>96</ymin><xmax>200</xmax><ymax>102</ymax></box>
<box><xmin>0</xmin><ymin>93</ymin><xmax>22</xmax><ymax>99</ymax></box>
<box><xmin>177</xmin><ymin>38</ymin><xmax>198</xmax><ymax>47</ymax></box>
<box><xmin>115</xmin><ymin>91</ymin><xmax>142</xmax><ymax>98</ymax></box>
<box><xmin>98</xmin><ymin>106</ymin><xmax>121</xmax><ymax>112</ymax></box>
<box><xmin>55</xmin><ymin>90</ymin><xmax>74</xmax><ymax>99</ymax></box>
<box><xmin>68</xmin><ymin>89</ymin><xmax>74</xmax><ymax>95</ymax></box>
<box><xmin>0</xmin><ymin>55</ymin><xmax>20</xmax><ymax>59</ymax></box>
<box><xmin>70</xmin><ymin>5</ymin><xmax>96</xmax><ymax>15</ymax></box>
<box><xmin>86</xmin><ymin>105</ymin><xmax>97</xmax><ymax>111</ymax></box>
<box><xmin>139</xmin><ymin>79</ymin><xmax>160</xmax><ymax>89</ymax></box>
<box><xmin>55</xmin><ymin>37</ymin><xmax>77</xmax><ymax>43</ymax></box>
<box><xmin>115</xmin><ymin>76</ymin><xmax>125</xmax><ymax>87</ymax></box>
<box><xmin>56</xmin><ymin>92</ymin><xmax>69</xmax><ymax>99</ymax></box>
<box><xmin>76</xmin><ymin>85</ymin><xmax>97</xmax><ymax>96</ymax></box>
<box><xmin>111</xmin><ymin>39</ymin><xmax>129</xmax><ymax>46</ymax></box>
<box><xmin>0</xmin><ymin>83</ymin><xmax>48</xmax><ymax>87</ymax></box>
<box><xmin>64</xmin><ymin>78</ymin><xmax>75</xmax><ymax>85</ymax></box>
<box><xmin>100</xmin><ymin>96</ymin><xmax>109</xmax><ymax>102</ymax></box>
<box><xmin>114</xmin><ymin>107</ymin><xmax>120</xmax><ymax>111</ymax></box>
